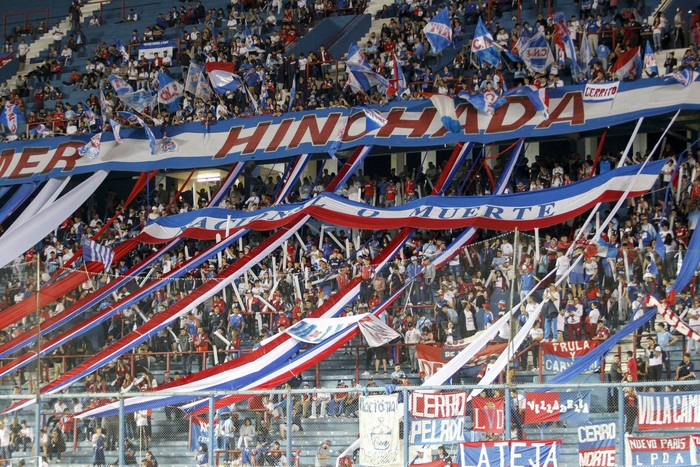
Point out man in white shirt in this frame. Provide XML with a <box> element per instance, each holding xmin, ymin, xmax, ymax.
<box><xmin>404</xmin><ymin>322</ymin><xmax>422</xmax><ymax>372</ymax></box>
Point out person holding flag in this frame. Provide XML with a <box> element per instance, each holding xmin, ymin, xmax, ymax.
<box><xmin>423</xmin><ymin>8</ymin><xmax>453</xmax><ymax>55</ymax></box>
<box><xmin>156</xmin><ymin>72</ymin><xmax>185</xmax><ymax>111</ymax></box>
<box><xmin>643</xmin><ymin>41</ymin><xmax>659</xmax><ymax>77</ymax></box>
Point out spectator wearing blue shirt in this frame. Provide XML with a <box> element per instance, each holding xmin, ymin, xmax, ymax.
<box><xmin>656</xmin><ymin>322</ymin><xmax>678</xmax><ymax>380</ymax></box>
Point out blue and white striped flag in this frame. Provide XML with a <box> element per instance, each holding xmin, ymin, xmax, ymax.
<box><xmin>81</xmin><ymin>237</ymin><xmax>114</xmax><ymax>271</ymax></box>
<box><xmin>360</xmin><ymin>107</ymin><xmax>388</xmax><ymax>132</ymax></box>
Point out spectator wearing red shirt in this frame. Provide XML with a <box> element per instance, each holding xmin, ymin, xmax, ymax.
<box><xmin>625</xmin><ymin>350</ymin><xmax>638</xmax><ymax>381</ymax></box>
<box><xmin>592</xmin><ymin>320</ymin><xmax>610</xmax><ymax>342</ymax></box>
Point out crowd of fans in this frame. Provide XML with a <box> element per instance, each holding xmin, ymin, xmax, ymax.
<box><xmin>0</xmin><ymin>0</ymin><xmax>699</xmax><ymax>463</ymax></box>
<box><xmin>0</xmin><ymin>0</ymin><xmax>697</xmax><ymax>141</ymax></box>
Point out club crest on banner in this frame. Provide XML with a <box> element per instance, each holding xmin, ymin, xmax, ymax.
<box><xmin>472</xmin><ymin>397</ymin><xmax>505</xmax><ymax>434</ymax></box>
<box><xmin>359</xmin><ymin>394</ymin><xmax>402</xmax><ymax>466</ymax></box>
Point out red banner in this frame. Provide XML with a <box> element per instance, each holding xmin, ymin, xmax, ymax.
<box><xmin>524</xmin><ymin>392</ymin><xmax>561</xmax><ymax>424</ymax></box>
<box><xmin>541</xmin><ymin>340</ymin><xmax>600</xmax><ymax>357</ymax></box>
<box><xmin>472</xmin><ymin>397</ymin><xmax>505</xmax><ymax>434</ymax></box>
<box><xmin>416</xmin><ymin>342</ymin><xmax>508</xmax><ymax>377</ymax></box>
<box><xmin>410</xmin><ymin>391</ymin><xmax>467</xmax><ymax>418</ymax></box>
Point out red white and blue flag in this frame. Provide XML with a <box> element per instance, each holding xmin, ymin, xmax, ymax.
<box><xmin>613</xmin><ymin>46</ymin><xmax>642</xmax><ymax>80</ymax></box>
<box><xmin>460</xmin><ymin>440</ymin><xmax>561</xmax><ymax>467</ymax></box>
<box><xmin>0</xmin><ymin>103</ymin><xmax>23</xmax><ymax>134</ymax></box>
<box><xmin>77</xmin><ymin>133</ymin><xmax>102</xmax><ymax>159</ymax></box>
<box><xmin>205</xmin><ymin>62</ymin><xmax>241</xmax><ymax>94</ymax></box>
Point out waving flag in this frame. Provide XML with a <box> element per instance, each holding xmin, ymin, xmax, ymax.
<box><xmin>29</xmin><ymin>124</ymin><xmax>52</xmax><ymax>137</ymax></box>
<box><xmin>664</xmin><ymin>69</ymin><xmax>694</xmax><ymax>87</ymax></box>
<box><xmin>520</xmin><ymin>31</ymin><xmax>554</xmax><ymax>74</ymax></box>
<box><xmin>473</xmin><ymin>17</ymin><xmax>500</xmax><ymax>66</ymax></box>
<box><xmin>472</xmin><ymin>17</ymin><xmax>501</xmax><ymax>66</ymax></box>
<box><xmin>115</xmin><ymin>38</ymin><xmax>130</xmax><ymax>62</ymax></box>
<box><xmin>77</xmin><ymin>133</ymin><xmax>102</xmax><ymax>159</ymax></box>
<box><xmin>160</xmin><ymin>136</ymin><xmax>178</xmax><ymax>153</ymax></box>
<box><xmin>205</xmin><ymin>62</ymin><xmax>241</xmax><ymax>94</ymax></box>
<box><xmin>120</xmin><ymin>89</ymin><xmax>156</xmax><ymax>114</ymax></box>
<box><xmin>156</xmin><ymin>72</ymin><xmax>184</xmax><ymax>110</ymax></box>
<box><xmin>643</xmin><ymin>42</ymin><xmax>658</xmax><ymax>77</ymax></box>
<box><xmin>423</xmin><ymin>8</ymin><xmax>453</xmax><ymax>54</ymax></box>
<box><xmin>0</xmin><ymin>52</ymin><xmax>14</xmax><ymax>68</ymax></box>
<box><xmin>595</xmin><ymin>238</ymin><xmax>618</xmax><ymax>258</ymax></box>
<box><xmin>459</xmin><ymin>90</ymin><xmax>507</xmax><ymax>115</ymax></box>
<box><xmin>81</xmin><ymin>238</ymin><xmax>114</xmax><ymax>271</ymax></box>
<box><xmin>361</xmin><ymin>108</ymin><xmax>388</xmax><ymax>132</ymax></box>
<box><xmin>83</xmin><ymin>103</ymin><xmax>97</xmax><ymax>126</ymax></box>
<box><xmin>109</xmin><ymin>119</ymin><xmax>122</xmax><ymax>143</ymax></box>
<box><xmin>108</xmin><ymin>74</ymin><xmax>133</xmax><ymax>96</ymax></box>
<box><xmin>552</xmin><ymin>12</ymin><xmax>578</xmax><ymax>72</ymax></box>
<box><xmin>195</xmin><ymin>69</ymin><xmax>212</xmax><ymax>100</ymax></box>
<box><xmin>185</xmin><ymin>63</ymin><xmax>204</xmax><ymax>95</ymax></box>
<box><xmin>388</xmin><ymin>51</ymin><xmax>408</xmax><ymax>98</ymax></box>
<box><xmin>580</xmin><ymin>34</ymin><xmax>593</xmax><ymax>75</ymax></box>
<box><xmin>612</xmin><ymin>46</ymin><xmax>641</xmax><ymax>80</ymax></box>
<box><xmin>429</xmin><ymin>94</ymin><xmax>461</xmax><ymax>133</ymax></box>
<box><xmin>0</xmin><ymin>103</ymin><xmax>24</xmax><ymax>134</ymax></box>
<box><xmin>513</xmin><ymin>28</ymin><xmax>533</xmax><ymax>57</ymax></box>
<box><xmin>288</xmin><ymin>76</ymin><xmax>297</xmax><ymax>111</ymax></box>
<box><xmin>345</xmin><ymin>44</ymin><xmax>390</xmax><ymax>93</ymax></box>
<box><xmin>117</xmin><ymin>111</ymin><xmax>157</xmax><ymax>155</ymax></box>
<box><xmin>507</xmin><ymin>85</ymin><xmax>549</xmax><ymax>119</ymax></box>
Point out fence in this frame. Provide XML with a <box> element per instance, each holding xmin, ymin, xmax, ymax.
<box><xmin>0</xmin><ymin>380</ymin><xmax>698</xmax><ymax>466</ymax></box>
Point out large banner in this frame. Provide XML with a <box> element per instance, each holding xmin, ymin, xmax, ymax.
<box><xmin>524</xmin><ymin>391</ymin><xmax>591</xmax><ymax>424</ymax></box>
<box><xmin>578</xmin><ymin>421</ymin><xmax>616</xmax><ymax>467</ymax></box>
<box><xmin>410</xmin><ymin>391</ymin><xmax>468</xmax><ymax>445</ymax></box>
<box><xmin>472</xmin><ymin>397</ymin><xmax>504</xmax><ymax>434</ymax></box>
<box><xmin>411</xmin><ymin>391</ymin><xmax>467</xmax><ymax>418</ymax></box>
<box><xmin>0</xmin><ymin>79</ymin><xmax>697</xmax><ymax>185</ymax></box>
<box><xmin>637</xmin><ymin>391</ymin><xmax>700</xmax><ymax>431</ymax></box>
<box><xmin>542</xmin><ymin>340</ymin><xmax>600</xmax><ymax>372</ymax></box>
<box><xmin>139</xmin><ymin>161</ymin><xmax>663</xmax><ymax>241</ymax></box>
<box><xmin>410</xmin><ymin>417</ymin><xmax>468</xmax><ymax>445</ymax></box>
<box><xmin>360</xmin><ymin>394</ymin><xmax>402</xmax><ymax>467</ymax></box>
<box><xmin>459</xmin><ymin>440</ymin><xmax>561</xmax><ymax>467</ymax></box>
<box><xmin>417</xmin><ymin>342</ymin><xmax>508</xmax><ymax>377</ymax></box>
<box><xmin>625</xmin><ymin>435</ymin><xmax>698</xmax><ymax>467</ymax></box>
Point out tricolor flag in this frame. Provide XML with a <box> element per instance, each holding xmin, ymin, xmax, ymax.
<box><xmin>388</xmin><ymin>51</ymin><xmax>408</xmax><ymax>98</ymax></box>
<box><xmin>423</xmin><ymin>8</ymin><xmax>453</xmax><ymax>54</ymax></box>
<box><xmin>472</xmin><ymin>17</ymin><xmax>500</xmax><ymax>66</ymax></box>
<box><xmin>117</xmin><ymin>111</ymin><xmax>157</xmax><ymax>155</ymax></box>
<box><xmin>552</xmin><ymin>12</ymin><xmax>578</xmax><ymax>72</ymax></box>
<box><xmin>205</xmin><ymin>62</ymin><xmax>241</xmax><ymax>94</ymax></box>
<box><xmin>0</xmin><ymin>103</ymin><xmax>24</xmax><ymax>134</ymax></box>
<box><xmin>77</xmin><ymin>133</ymin><xmax>102</xmax><ymax>159</ymax></box>
<box><xmin>156</xmin><ymin>72</ymin><xmax>185</xmax><ymax>110</ymax></box>
<box><xmin>612</xmin><ymin>46</ymin><xmax>641</xmax><ymax>80</ymax></box>
<box><xmin>459</xmin><ymin>90</ymin><xmax>507</xmax><ymax>116</ymax></box>
<box><xmin>83</xmin><ymin>102</ymin><xmax>97</xmax><ymax>126</ymax></box>
<box><xmin>429</xmin><ymin>94</ymin><xmax>461</xmax><ymax>133</ymax></box>
<box><xmin>120</xmin><ymin>89</ymin><xmax>156</xmax><ymax>114</ymax></box>
<box><xmin>160</xmin><ymin>136</ymin><xmax>177</xmax><ymax>153</ymax></box>
<box><xmin>643</xmin><ymin>42</ymin><xmax>658</xmax><ymax>77</ymax></box>
<box><xmin>81</xmin><ymin>237</ymin><xmax>114</xmax><ymax>271</ymax></box>
<box><xmin>360</xmin><ymin>107</ymin><xmax>388</xmax><ymax>132</ymax></box>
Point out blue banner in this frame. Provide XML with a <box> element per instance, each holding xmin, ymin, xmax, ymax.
<box><xmin>626</xmin><ymin>435</ymin><xmax>695</xmax><ymax>466</ymax></box>
<box><xmin>0</xmin><ymin>79</ymin><xmax>698</xmax><ymax>186</ymax></box>
<box><xmin>560</xmin><ymin>391</ymin><xmax>591</xmax><ymax>422</ymax></box>
<box><xmin>578</xmin><ymin>421</ymin><xmax>616</xmax><ymax>467</ymax></box>
<box><xmin>459</xmin><ymin>440</ymin><xmax>560</xmax><ymax>467</ymax></box>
